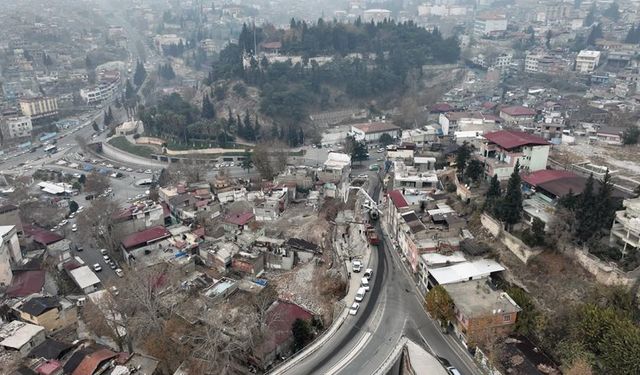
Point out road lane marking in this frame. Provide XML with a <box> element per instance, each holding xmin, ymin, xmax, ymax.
<box><xmin>325</xmin><ymin>331</ymin><xmax>372</xmax><ymax>375</ymax></box>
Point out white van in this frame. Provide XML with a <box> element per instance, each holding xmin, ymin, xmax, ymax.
<box><xmin>355</xmin><ymin>287</ymin><xmax>366</xmax><ymax>302</ymax></box>
<box><xmin>361</xmin><ymin>277</ymin><xmax>370</xmax><ymax>292</ymax></box>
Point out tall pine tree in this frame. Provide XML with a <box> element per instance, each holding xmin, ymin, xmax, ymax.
<box><xmin>576</xmin><ymin>173</ymin><xmax>597</xmax><ymax>242</ymax></box>
<box><xmin>499</xmin><ymin>161</ymin><xmax>523</xmax><ymax>231</ymax></box>
<box><xmin>484</xmin><ymin>174</ymin><xmax>501</xmax><ymax>213</ymax></box>
<box><xmin>202</xmin><ymin>93</ymin><xmax>216</xmax><ymax>119</ymax></box>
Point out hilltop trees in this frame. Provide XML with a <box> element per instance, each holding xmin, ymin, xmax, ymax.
<box><xmin>201</xmin><ymin>93</ymin><xmax>215</xmax><ymax>119</ymax></box>
<box><xmin>209</xmin><ymin>19</ymin><xmax>460</xmax><ymax>126</ymax></box>
<box><xmin>133</xmin><ymin>60</ymin><xmax>147</xmax><ymax>87</ymax></box>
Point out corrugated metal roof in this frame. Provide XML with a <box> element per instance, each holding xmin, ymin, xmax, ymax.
<box><xmin>428</xmin><ymin>259</ymin><xmax>505</xmax><ymax>285</ymax></box>
<box><xmin>388</xmin><ymin>190</ymin><xmax>409</xmax><ymax>208</ymax></box>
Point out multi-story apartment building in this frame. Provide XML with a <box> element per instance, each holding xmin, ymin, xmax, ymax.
<box><xmin>80</xmin><ymin>70</ymin><xmax>121</xmax><ymax>104</ymax></box>
<box><xmin>1</xmin><ymin>116</ymin><xmax>32</xmax><ymax>141</ymax></box>
<box><xmin>575</xmin><ymin>50</ymin><xmax>601</xmax><ymax>73</ymax></box>
<box><xmin>610</xmin><ymin>197</ymin><xmax>640</xmax><ymax>255</ymax></box>
<box><xmin>474</xmin><ymin>14</ymin><xmax>508</xmax><ymax>37</ymax></box>
<box><xmin>19</xmin><ymin>97</ymin><xmax>58</xmax><ymax>120</ymax></box>
<box><xmin>478</xmin><ymin>130</ymin><xmax>550</xmax><ymax>180</ymax></box>
<box><xmin>0</xmin><ymin>225</ymin><xmax>22</xmax><ymax>286</ymax></box>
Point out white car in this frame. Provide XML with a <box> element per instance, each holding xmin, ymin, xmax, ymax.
<box><xmin>100</xmin><ymin>249</ymin><xmax>108</xmax><ymax>255</ymax></box>
<box><xmin>78</xmin><ymin>206</ymin><xmax>84</xmax><ymax>212</ymax></box>
<box><xmin>103</xmin><ymin>255</ymin><xmax>110</xmax><ymax>262</ymax></box>
<box><xmin>60</xmin><ymin>220</ymin><xmax>68</xmax><ymax>226</ymax></box>
<box><xmin>352</xmin><ymin>260</ymin><xmax>362</xmax><ymax>273</ymax></box>
<box><xmin>93</xmin><ymin>263</ymin><xmax>102</xmax><ymax>272</ymax></box>
<box><xmin>71</xmin><ymin>224</ymin><xmax>77</xmax><ymax>232</ymax></box>
<box><xmin>446</xmin><ymin>367</ymin><xmax>461</xmax><ymax>375</ymax></box>
<box><xmin>144</xmin><ymin>169</ymin><xmax>152</xmax><ymax>174</ymax></box>
<box><xmin>364</xmin><ymin>268</ymin><xmax>373</xmax><ymax>278</ymax></box>
<box><xmin>115</xmin><ymin>268</ymin><xmax>124</xmax><ymax>277</ymax></box>
<box><xmin>349</xmin><ymin>302</ymin><xmax>360</xmax><ymax>315</ymax></box>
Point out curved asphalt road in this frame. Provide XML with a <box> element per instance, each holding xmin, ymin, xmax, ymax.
<box><xmin>281</xmin><ymin>171</ymin><xmax>481</xmax><ymax>375</ymax></box>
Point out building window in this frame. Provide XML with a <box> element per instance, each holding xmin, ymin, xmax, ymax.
<box><xmin>503</xmin><ymin>314</ymin><xmax>511</xmax><ymax>322</ymax></box>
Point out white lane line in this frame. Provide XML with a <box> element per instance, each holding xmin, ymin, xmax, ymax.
<box><xmin>325</xmin><ymin>331</ymin><xmax>373</xmax><ymax>375</ymax></box>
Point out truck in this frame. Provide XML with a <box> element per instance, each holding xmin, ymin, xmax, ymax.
<box><xmin>366</xmin><ymin>224</ymin><xmax>380</xmax><ymax>245</ymax></box>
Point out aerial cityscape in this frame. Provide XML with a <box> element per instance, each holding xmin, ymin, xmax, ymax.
<box><xmin>0</xmin><ymin>0</ymin><xmax>639</xmax><ymax>374</ymax></box>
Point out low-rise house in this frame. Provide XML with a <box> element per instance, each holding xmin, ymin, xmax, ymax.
<box><xmin>439</xmin><ymin>112</ymin><xmax>500</xmax><ymax>136</ymax></box>
<box><xmin>231</xmin><ymin>252</ymin><xmax>265</xmax><ymax>276</ymax></box>
<box><xmin>427</xmin><ymin>259</ymin><xmax>505</xmax><ymax>290</ymax></box>
<box><xmin>443</xmin><ymin>279</ymin><xmax>520</xmax><ymax>346</ymax></box>
<box><xmin>120</xmin><ymin>226</ymin><xmax>172</xmax><ymax>264</ymax></box>
<box><xmin>114</xmin><ymin>120</ymin><xmax>144</xmax><ymax>136</ymax></box>
<box><xmin>596</xmin><ymin>126</ymin><xmax>624</xmax><ymax>145</ymax></box>
<box><xmin>417</xmin><ymin>252</ymin><xmax>467</xmax><ymax>295</ymax></box>
<box><xmin>0</xmin><ymin>321</ymin><xmax>46</xmax><ymax>356</ymax></box>
<box><xmin>27</xmin><ymin>338</ymin><xmax>72</xmax><ymax>360</ymax></box>
<box><xmin>68</xmin><ymin>266</ymin><xmax>101</xmax><ymax>294</ymax></box>
<box><xmin>499</xmin><ymin>106</ymin><xmax>537</xmax><ymax>126</ymax></box>
<box><xmin>478</xmin><ymin>131</ymin><xmax>550</xmax><ymax>181</ymax></box>
<box><xmin>199</xmin><ymin>241</ymin><xmax>240</xmax><ymax>271</ymax></box>
<box><xmin>224</xmin><ymin>213</ymin><xmax>255</xmax><ymax>233</ymax></box>
<box><xmin>392</xmin><ymin>161</ymin><xmax>439</xmax><ymax>191</ymax></box>
<box><xmin>253</xmin><ymin>300</ymin><xmax>314</xmax><ymax>369</ymax></box>
<box><xmin>12</xmin><ymin>296</ymin><xmax>77</xmax><ymax>332</ymax></box>
<box><xmin>112</xmin><ymin>202</ymin><xmax>165</xmax><ymax>237</ymax></box>
<box><xmin>318</xmin><ymin>152</ymin><xmax>351</xmax><ymax>183</ymax></box>
<box><xmin>6</xmin><ymin>270</ymin><xmax>45</xmax><ymax>298</ymax></box>
<box><xmin>350</xmin><ymin>121</ymin><xmax>401</xmax><ymax>143</ymax></box>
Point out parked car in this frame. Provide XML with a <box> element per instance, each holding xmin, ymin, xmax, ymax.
<box><xmin>349</xmin><ymin>302</ymin><xmax>360</xmax><ymax>315</ymax></box>
<box><xmin>71</xmin><ymin>224</ymin><xmax>77</xmax><ymax>232</ymax></box>
<box><xmin>93</xmin><ymin>263</ymin><xmax>102</xmax><ymax>272</ymax></box>
<box><xmin>103</xmin><ymin>255</ymin><xmax>110</xmax><ymax>262</ymax></box>
<box><xmin>364</xmin><ymin>268</ymin><xmax>373</xmax><ymax>278</ymax></box>
<box><xmin>446</xmin><ymin>367</ymin><xmax>461</xmax><ymax>375</ymax></box>
<box><xmin>109</xmin><ymin>261</ymin><xmax>117</xmax><ymax>270</ymax></box>
<box><xmin>352</xmin><ymin>260</ymin><xmax>362</xmax><ymax>273</ymax></box>
<box><xmin>100</xmin><ymin>249</ymin><xmax>108</xmax><ymax>255</ymax></box>
<box><xmin>115</xmin><ymin>268</ymin><xmax>124</xmax><ymax>277</ymax></box>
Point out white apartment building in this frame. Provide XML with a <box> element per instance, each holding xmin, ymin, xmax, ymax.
<box><xmin>610</xmin><ymin>197</ymin><xmax>640</xmax><ymax>255</ymax></box>
<box><xmin>19</xmin><ymin>97</ymin><xmax>58</xmax><ymax>120</ymax></box>
<box><xmin>494</xmin><ymin>53</ymin><xmax>513</xmax><ymax>70</ymax></box>
<box><xmin>1</xmin><ymin>116</ymin><xmax>32</xmax><ymax>140</ymax></box>
<box><xmin>80</xmin><ymin>70</ymin><xmax>121</xmax><ymax>104</ymax></box>
<box><xmin>474</xmin><ymin>14</ymin><xmax>508</xmax><ymax>37</ymax></box>
<box><xmin>525</xmin><ymin>53</ymin><xmax>541</xmax><ymax>73</ymax></box>
<box><xmin>575</xmin><ymin>50</ymin><xmax>601</xmax><ymax>73</ymax></box>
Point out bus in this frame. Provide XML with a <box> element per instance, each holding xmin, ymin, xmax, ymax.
<box><xmin>44</xmin><ymin>144</ymin><xmax>57</xmax><ymax>154</ymax></box>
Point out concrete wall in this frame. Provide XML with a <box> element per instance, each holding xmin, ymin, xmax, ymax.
<box><xmin>570</xmin><ymin>247</ymin><xmax>635</xmax><ymax>286</ymax></box>
<box><xmin>481</xmin><ymin>214</ymin><xmax>541</xmax><ymax>263</ymax></box>
<box><xmin>0</xmin><ymin>243</ymin><xmax>13</xmax><ymax>286</ymax></box>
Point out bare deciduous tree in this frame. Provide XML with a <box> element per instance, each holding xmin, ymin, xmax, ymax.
<box><xmin>84</xmin><ymin>172</ymin><xmax>110</xmax><ymax>195</ymax></box>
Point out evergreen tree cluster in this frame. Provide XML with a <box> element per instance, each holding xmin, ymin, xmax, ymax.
<box><xmin>158</xmin><ymin>63</ymin><xmax>176</xmax><ymax>80</ymax></box>
<box><xmin>568</xmin><ymin>172</ymin><xmax>619</xmax><ymax>243</ymax></box>
<box><xmin>625</xmin><ymin>24</ymin><xmax>640</xmax><ymax>44</ymax></box>
<box><xmin>483</xmin><ymin>162</ymin><xmax>523</xmax><ymax>231</ymax></box>
<box><xmin>162</xmin><ymin>40</ymin><xmax>186</xmax><ymax>57</ymax></box>
<box><xmin>133</xmin><ymin>60</ymin><xmax>147</xmax><ymax>87</ymax></box>
<box><xmin>210</xmin><ymin>19</ymin><xmax>461</xmax><ymax>127</ymax></box>
<box><xmin>236</xmin><ymin>110</ymin><xmax>260</xmax><ymax>142</ymax></box>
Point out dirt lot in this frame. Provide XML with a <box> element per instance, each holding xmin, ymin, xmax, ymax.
<box><xmin>263</xmin><ymin>202</ymin><xmax>343</xmax><ymax>322</ymax></box>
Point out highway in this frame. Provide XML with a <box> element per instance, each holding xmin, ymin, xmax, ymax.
<box><xmin>280</xmin><ymin>169</ymin><xmax>482</xmax><ymax>375</ymax></box>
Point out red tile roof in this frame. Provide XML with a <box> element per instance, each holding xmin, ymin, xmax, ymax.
<box><xmin>431</xmin><ymin>103</ymin><xmax>453</xmax><ymax>113</ymax></box>
<box><xmin>352</xmin><ymin>122</ymin><xmax>400</xmax><ymax>134</ymax></box>
<box><xmin>500</xmin><ymin>106</ymin><xmax>537</xmax><ymax>116</ymax></box>
<box><xmin>6</xmin><ymin>270</ymin><xmax>45</xmax><ymax>297</ymax></box>
<box><xmin>261</xmin><ymin>300</ymin><xmax>314</xmax><ymax>356</ymax></box>
<box><xmin>483</xmin><ymin>131</ymin><xmax>549</xmax><ymax>149</ymax></box>
<box><xmin>522</xmin><ymin>170</ymin><xmax>578</xmax><ymax>187</ymax></box>
<box><xmin>225</xmin><ymin>212</ymin><xmax>255</xmax><ymax>226</ymax></box>
<box><xmin>23</xmin><ymin>224</ymin><xmax>64</xmax><ymax>246</ymax></box>
<box><xmin>121</xmin><ymin>226</ymin><xmax>171</xmax><ymax>250</ymax></box>
<box><xmin>388</xmin><ymin>190</ymin><xmax>409</xmax><ymax>208</ymax></box>
<box><xmin>72</xmin><ymin>348</ymin><xmax>117</xmax><ymax>375</ymax></box>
